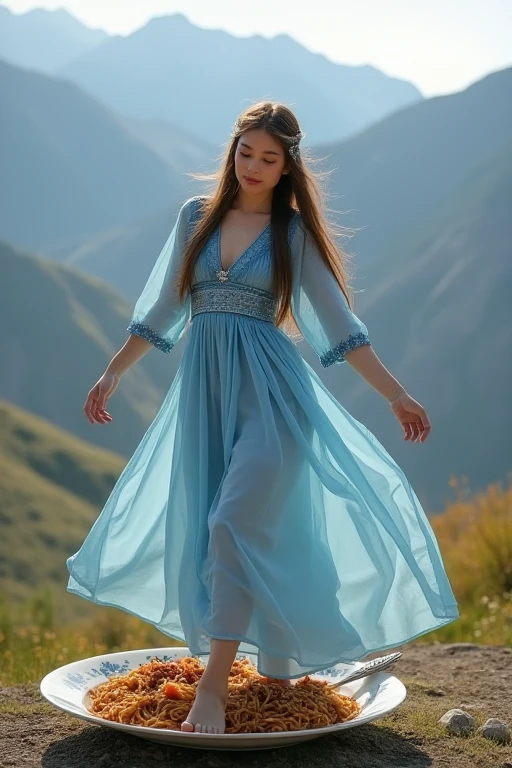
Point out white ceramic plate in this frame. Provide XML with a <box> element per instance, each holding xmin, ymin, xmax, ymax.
<box><xmin>40</xmin><ymin>646</ymin><xmax>406</xmax><ymax>751</ymax></box>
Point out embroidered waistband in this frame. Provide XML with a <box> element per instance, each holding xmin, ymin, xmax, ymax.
<box><xmin>190</xmin><ymin>281</ymin><xmax>278</xmax><ymax>323</ymax></box>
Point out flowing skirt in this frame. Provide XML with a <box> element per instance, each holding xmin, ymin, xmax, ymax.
<box><xmin>67</xmin><ymin>312</ymin><xmax>459</xmax><ymax>679</ymax></box>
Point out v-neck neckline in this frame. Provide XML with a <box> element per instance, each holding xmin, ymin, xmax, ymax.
<box><xmin>216</xmin><ymin>221</ymin><xmax>271</xmax><ymax>274</ymax></box>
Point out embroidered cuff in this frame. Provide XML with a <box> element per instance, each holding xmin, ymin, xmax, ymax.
<box><xmin>320</xmin><ymin>332</ymin><xmax>371</xmax><ymax>368</ymax></box>
<box><xmin>127</xmin><ymin>321</ymin><xmax>174</xmax><ymax>353</ymax></box>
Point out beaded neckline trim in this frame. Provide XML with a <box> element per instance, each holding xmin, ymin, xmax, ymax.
<box><xmin>215</xmin><ymin>223</ymin><xmax>271</xmax><ymax>282</ymax></box>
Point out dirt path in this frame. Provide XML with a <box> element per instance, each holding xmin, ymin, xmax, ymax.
<box><xmin>1</xmin><ymin>643</ymin><xmax>511</xmax><ymax>768</ymax></box>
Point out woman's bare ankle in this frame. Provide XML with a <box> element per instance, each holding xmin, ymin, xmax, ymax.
<box><xmin>197</xmin><ymin>674</ymin><xmax>229</xmax><ymax>703</ymax></box>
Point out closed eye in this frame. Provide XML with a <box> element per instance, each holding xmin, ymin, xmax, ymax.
<box><xmin>240</xmin><ymin>151</ymin><xmax>275</xmax><ymax>165</ymax></box>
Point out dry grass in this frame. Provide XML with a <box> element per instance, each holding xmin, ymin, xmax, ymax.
<box><xmin>375</xmin><ymin>676</ymin><xmax>509</xmax><ymax>766</ymax></box>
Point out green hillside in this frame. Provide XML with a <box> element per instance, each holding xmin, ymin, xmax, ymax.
<box><xmin>0</xmin><ymin>239</ymin><xmax>186</xmax><ymax>457</ymax></box>
<box><xmin>0</xmin><ymin>399</ymin><xmax>126</xmax><ymax>606</ymax></box>
<box><xmin>331</xmin><ymin>141</ymin><xmax>512</xmax><ymax>511</ymax></box>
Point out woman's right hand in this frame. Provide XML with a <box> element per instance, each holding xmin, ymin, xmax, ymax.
<box><xmin>388</xmin><ymin>391</ymin><xmax>432</xmax><ymax>443</ymax></box>
<box><xmin>83</xmin><ymin>371</ymin><xmax>120</xmax><ymax>425</ymax></box>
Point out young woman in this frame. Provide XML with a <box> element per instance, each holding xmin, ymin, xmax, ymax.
<box><xmin>69</xmin><ymin>101</ymin><xmax>459</xmax><ymax>735</ymax></box>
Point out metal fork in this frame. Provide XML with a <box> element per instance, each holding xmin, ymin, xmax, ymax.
<box><xmin>326</xmin><ymin>651</ymin><xmax>403</xmax><ymax>690</ymax></box>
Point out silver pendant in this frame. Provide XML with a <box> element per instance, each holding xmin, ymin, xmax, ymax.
<box><xmin>216</xmin><ymin>269</ymin><xmax>229</xmax><ymax>283</ymax></box>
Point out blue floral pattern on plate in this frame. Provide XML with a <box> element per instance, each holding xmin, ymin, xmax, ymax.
<box><xmin>62</xmin><ymin>650</ymin><xmax>346</xmax><ymax>692</ymax></box>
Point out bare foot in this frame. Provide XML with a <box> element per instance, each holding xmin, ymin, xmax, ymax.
<box><xmin>181</xmin><ymin>682</ymin><xmax>228</xmax><ymax>734</ymax></box>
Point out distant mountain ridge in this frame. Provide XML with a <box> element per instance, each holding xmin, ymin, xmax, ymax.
<box><xmin>0</xmin><ymin>4</ymin><xmax>109</xmax><ymax>73</ymax></box>
<box><xmin>315</xmin><ymin>66</ymin><xmax>512</xmax><ymax>281</ymax></box>
<box><xmin>0</xmin><ymin>59</ymin><xmax>211</xmax><ymax>252</ymax></box>
<box><xmin>56</xmin><ymin>12</ymin><xmax>423</xmax><ymax>145</ymax></box>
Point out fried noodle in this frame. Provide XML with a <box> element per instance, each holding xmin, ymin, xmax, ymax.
<box><xmin>86</xmin><ymin>656</ymin><xmax>361</xmax><ymax>733</ymax></box>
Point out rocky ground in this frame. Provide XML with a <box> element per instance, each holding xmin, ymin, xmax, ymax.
<box><xmin>1</xmin><ymin>642</ymin><xmax>511</xmax><ymax>768</ymax></box>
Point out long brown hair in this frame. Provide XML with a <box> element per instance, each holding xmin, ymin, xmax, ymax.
<box><xmin>178</xmin><ymin>100</ymin><xmax>356</xmax><ymax>340</ymax></box>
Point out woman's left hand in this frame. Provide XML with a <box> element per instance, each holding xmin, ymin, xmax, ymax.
<box><xmin>388</xmin><ymin>392</ymin><xmax>432</xmax><ymax>443</ymax></box>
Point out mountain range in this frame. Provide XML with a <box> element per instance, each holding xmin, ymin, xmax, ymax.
<box><xmin>0</xmin><ymin>59</ymin><xmax>214</xmax><ymax>252</ymax></box>
<box><xmin>0</xmin><ymin>5</ymin><xmax>422</xmax><ymax>146</ymax></box>
<box><xmin>0</xmin><ymin>4</ymin><xmax>107</xmax><ymax>72</ymax></box>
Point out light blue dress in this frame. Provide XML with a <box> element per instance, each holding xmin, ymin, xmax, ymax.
<box><xmin>66</xmin><ymin>196</ymin><xmax>459</xmax><ymax>679</ymax></box>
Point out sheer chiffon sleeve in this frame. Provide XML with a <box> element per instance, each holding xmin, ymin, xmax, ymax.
<box><xmin>127</xmin><ymin>196</ymin><xmax>202</xmax><ymax>353</ymax></box>
<box><xmin>290</xmin><ymin>216</ymin><xmax>371</xmax><ymax>368</ymax></box>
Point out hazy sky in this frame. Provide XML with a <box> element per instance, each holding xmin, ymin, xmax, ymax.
<box><xmin>4</xmin><ymin>0</ymin><xmax>511</xmax><ymax>96</ymax></box>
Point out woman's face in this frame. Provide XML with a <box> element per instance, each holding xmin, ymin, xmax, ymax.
<box><xmin>234</xmin><ymin>128</ymin><xmax>289</xmax><ymax>194</ymax></box>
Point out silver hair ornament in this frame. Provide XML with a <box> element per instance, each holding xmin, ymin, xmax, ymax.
<box><xmin>230</xmin><ymin>118</ymin><xmax>243</xmax><ymax>139</ymax></box>
<box><xmin>288</xmin><ymin>131</ymin><xmax>305</xmax><ymax>161</ymax></box>
<box><xmin>231</xmin><ymin>119</ymin><xmax>305</xmax><ymax>157</ymax></box>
